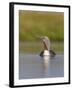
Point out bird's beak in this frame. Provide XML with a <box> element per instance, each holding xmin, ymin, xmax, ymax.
<box><xmin>35</xmin><ymin>36</ymin><xmax>43</xmax><ymax>40</ymax></box>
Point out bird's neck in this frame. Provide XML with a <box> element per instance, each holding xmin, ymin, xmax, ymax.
<box><xmin>43</xmin><ymin>42</ymin><xmax>49</xmax><ymax>50</ymax></box>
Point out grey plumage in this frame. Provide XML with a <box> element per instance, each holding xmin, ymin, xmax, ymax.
<box><xmin>40</xmin><ymin>36</ymin><xmax>56</xmax><ymax>57</ymax></box>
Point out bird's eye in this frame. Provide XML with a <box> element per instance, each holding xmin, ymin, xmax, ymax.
<box><xmin>43</xmin><ymin>39</ymin><xmax>45</xmax><ymax>42</ymax></box>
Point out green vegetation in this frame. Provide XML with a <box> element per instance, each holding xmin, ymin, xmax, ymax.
<box><xmin>19</xmin><ymin>11</ymin><xmax>64</xmax><ymax>42</ymax></box>
<box><xmin>19</xmin><ymin>11</ymin><xmax>64</xmax><ymax>53</ymax></box>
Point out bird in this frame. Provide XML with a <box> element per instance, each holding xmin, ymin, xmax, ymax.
<box><xmin>39</xmin><ymin>36</ymin><xmax>56</xmax><ymax>57</ymax></box>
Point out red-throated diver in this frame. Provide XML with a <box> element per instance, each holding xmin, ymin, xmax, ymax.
<box><xmin>40</xmin><ymin>36</ymin><xmax>56</xmax><ymax>57</ymax></box>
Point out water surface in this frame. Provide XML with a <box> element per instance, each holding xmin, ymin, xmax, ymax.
<box><xmin>19</xmin><ymin>53</ymin><xmax>64</xmax><ymax>79</ymax></box>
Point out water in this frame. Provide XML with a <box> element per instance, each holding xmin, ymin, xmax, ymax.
<box><xmin>19</xmin><ymin>53</ymin><xmax>64</xmax><ymax>79</ymax></box>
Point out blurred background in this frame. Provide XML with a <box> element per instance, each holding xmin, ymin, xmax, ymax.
<box><xmin>19</xmin><ymin>10</ymin><xmax>64</xmax><ymax>54</ymax></box>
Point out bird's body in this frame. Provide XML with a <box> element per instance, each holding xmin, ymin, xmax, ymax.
<box><xmin>40</xmin><ymin>49</ymin><xmax>56</xmax><ymax>57</ymax></box>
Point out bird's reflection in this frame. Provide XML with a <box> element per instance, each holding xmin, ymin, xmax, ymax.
<box><xmin>42</xmin><ymin>55</ymin><xmax>50</xmax><ymax>69</ymax></box>
<box><xmin>41</xmin><ymin>55</ymin><xmax>50</xmax><ymax>77</ymax></box>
